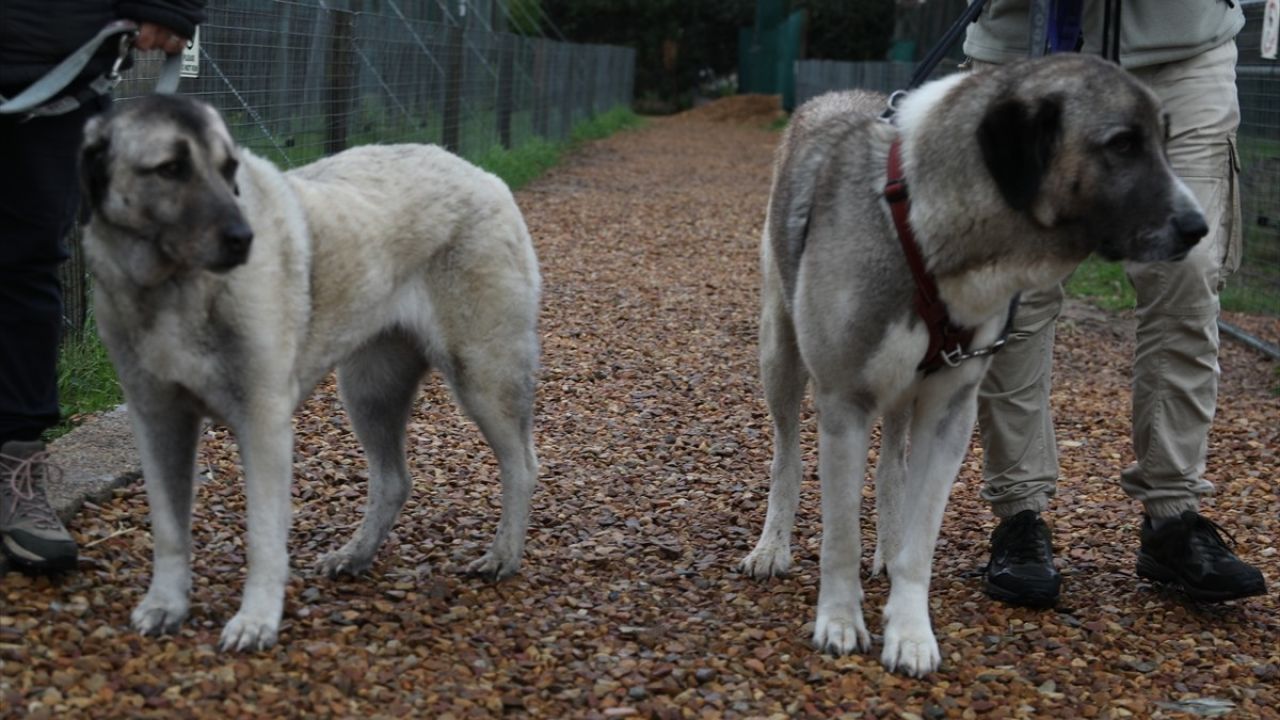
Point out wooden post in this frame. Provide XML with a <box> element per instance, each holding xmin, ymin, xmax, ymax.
<box><xmin>442</xmin><ymin>6</ymin><xmax>465</xmax><ymax>154</ymax></box>
<box><xmin>533</xmin><ymin>39</ymin><xmax>549</xmax><ymax>138</ymax></box>
<box><xmin>325</xmin><ymin>9</ymin><xmax>356</xmax><ymax>156</ymax></box>
<box><xmin>559</xmin><ymin>44</ymin><xmax>573</xmax><ymax>140</ymax></box>
<box><xmin>497</xmin><ymin>35</ymin><xmax>515</xmax><ymax>148</ymax></box>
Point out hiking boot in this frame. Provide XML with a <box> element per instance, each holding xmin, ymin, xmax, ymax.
<box><xmin>1137</xmin><ymin>511</ymin><xmax>1266</xmax><ymax>602</ymax></box>
<box><xmin>0</xmin><ymin>440</ymin><xmax>78</xmax><ymax>573</ymax></box>
<box><xmin>984</xmin><ymin>510</ymin><xmax>1061</xmax><ymax>607</ymax></box>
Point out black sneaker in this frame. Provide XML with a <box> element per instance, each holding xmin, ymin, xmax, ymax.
<box><xmin>984</xmin><ymin>510</ymin><xmax>1061</xmax><ymax>607</ymax></box>
<box><xmin>1137</xmin><ymin>511</ymin><xmax>1267</xmax><ymax>602</ymax></box>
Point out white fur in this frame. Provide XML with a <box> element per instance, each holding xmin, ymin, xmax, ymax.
<box><xmin>85</xmin><ymin>99</ymin><xmax>541</xmax><ymax>651</ymax></box>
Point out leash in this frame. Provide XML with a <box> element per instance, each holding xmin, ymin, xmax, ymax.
<box><xmin>885</xmin><ymin>139</ymin><xmax>1018</xmax><ymax>375</ymax></box>
<box><xmin>1100</xmin><ymin>0</ymin><xmax>1123</xmax><ymax>63</ymax></box>
<box><xmin>880</xmin><ymin>0</ymin><xmax>989</xmax><ymax>121</ymax></box>
<box><xmin>0</xmin><ymin>19</ymin><xmax>183</xmax><ymax>120</ymax></box>
<box><xmin>1029</xmin><ymin>0</ymin><xmax>1085</xmax><ymax>57</ymax></box>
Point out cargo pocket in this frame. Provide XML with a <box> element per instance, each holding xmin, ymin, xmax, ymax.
<box><xmin>1220</xmin><ymin>138</ymin><xmax>1243</xmax><ymax>287</ymax></box>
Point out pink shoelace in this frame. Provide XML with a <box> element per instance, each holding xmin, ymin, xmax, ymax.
<box><xmin>1</xmin><ymin>450</ymin><xmax>65</xmax><ymax>530</ymax></box>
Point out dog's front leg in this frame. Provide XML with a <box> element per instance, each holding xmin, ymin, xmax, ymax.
<box><xmin>128</xmin><ymin>393</ymin><xmax>202</xmax><ymax>636</ymax></box>
<box><xmin>812</xmin><ymin>394</ymin><xmax>873</xmax><ymax>655</ymax></box>
<box><xmin>880</xmin><ymin>378</ymin><xmax>980</xmax><ymax>677</ymax></box>
<box><xmin>220</xmin><ymin>409</ymin><xmax>294</xmax><ymax>651</ymax></box>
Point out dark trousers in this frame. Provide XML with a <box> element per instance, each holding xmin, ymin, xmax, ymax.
<box><xmin>0</xmin><ymin>98</ymin><xmax>107</xmax><ymax>444</ymax></box>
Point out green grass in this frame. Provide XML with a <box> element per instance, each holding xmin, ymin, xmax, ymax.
<box><xmin>568</xmin><ymin>106</ymin><xmax>644</xmax><ymax>144</ymax></box>
<box><xmin>475</xmin><ymin>107</ymin><xmax>643</xmax><ymax>191</ymax></box>
<box><xmin>474</xmin><ymin>137</ymin><xmax>565</xmax><ymax>191</ymax></box>
<box><xmin>48</xmin><ymin>321</ymin><xmax>123</xmax><ymax>441</ymax></box>
<box><xmin>1064</xmin><ymin>257</ymin><xmax>1136</xmax><ymax>311</ymax></box>
<box><xmin>49</xmin><ymin>107</ymin><xmax>643</xmax><ymax>438</ymax></box>
<box><xmin>1067</xmin><ymin>254</ymin><xmax>1280</xmax><ymax>316</ymax></box>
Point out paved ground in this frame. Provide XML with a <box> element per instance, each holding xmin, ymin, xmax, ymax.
<box><xmin>2</xmin><ymin>100</ymin><xmax>1278</xmax><ymax>718</ymax></box>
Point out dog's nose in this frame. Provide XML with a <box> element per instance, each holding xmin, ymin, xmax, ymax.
<box><xmin>221</xmin><ymin>221</ymin><xmax>254</xmax><ymax>255</ymax></box>
<box><xmin>1173</xmin><ymin>210</ymin><xmax>1208</xmax><ymax>246</ymax></box>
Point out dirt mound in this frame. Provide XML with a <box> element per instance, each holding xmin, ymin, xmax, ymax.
<box><xmin>678</xmin><ymin>93</ymin><xmax>785</xmax><ymax>124</ymax></box>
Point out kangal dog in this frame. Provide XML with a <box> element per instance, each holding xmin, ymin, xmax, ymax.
<box><xmin>81</xmin><ymin>95</ymin><xmax>541</xmax><ymax>650</ymax></box>
<box><xmin>738</xmin><ymin>54</ymin><xmax>1207</xmax><ymax>676</ymax></box>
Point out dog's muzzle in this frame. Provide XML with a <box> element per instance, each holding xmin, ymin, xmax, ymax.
<box><xmin>211</xmin><ymin>220</ymin><xmax>254</xmax><ymax>272</ymax></box>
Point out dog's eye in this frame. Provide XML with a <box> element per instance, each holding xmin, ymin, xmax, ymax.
<box><xmin>221</xmin><ymin>158</ymin><xmax>239</xmax><ymax>182</ymax></box>
<box><xmin>1106</xmin><ymin>131</ymin><xmax>1140</xmax><ymax>156</ymax></box>
<box><xmin>154</xmin><ymin>159</ymin><xmax>187</xmax><ymax>179</ymax></box>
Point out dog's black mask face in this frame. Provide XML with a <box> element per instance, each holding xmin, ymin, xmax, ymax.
<box><xmin>80</xmin><ymin>95</ymin><xmax>254</xmax><ymax>284</ymax></box>
<box><xmin>976</xmin><ymin>56</ymin><xmax>1205</xmax><ymax>266</ymax></box>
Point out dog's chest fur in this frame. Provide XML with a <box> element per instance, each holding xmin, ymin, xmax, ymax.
<box><xmin>96</xmin><ymin>278</ymin><xmax>267</xmax><ymax>416</ymax></box>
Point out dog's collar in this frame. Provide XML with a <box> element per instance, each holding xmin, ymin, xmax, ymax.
<box><xmin>885</xmin><ymin>139</ymin><xmax>1017</xmax><ymax>374</ymax></box>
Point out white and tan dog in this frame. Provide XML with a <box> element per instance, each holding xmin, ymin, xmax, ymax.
<box><xmin>738</xmin><ymin>54</ymin><xmax>1207</xmax><ymax>675</ymax></box>
<box><xmin>80</xmin><ymin>95</ymin><xmax>541</xmax><ymax>651</ymax></box>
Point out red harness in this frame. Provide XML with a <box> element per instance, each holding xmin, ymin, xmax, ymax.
<box><xmin>884</xmin><ymin>139</ymin><xmax>978</xmax><ymax>374</ymax></box>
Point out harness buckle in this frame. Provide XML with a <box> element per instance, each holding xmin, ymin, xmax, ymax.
<box><xmin>941</xmin><ymin>345</ymin><xmax>966</xmax><ymax>368</ymax></box>
<box><xmin>106</xmin><ymin>31</ymin><xmax>138</xmax><ymax>87</ymax></box>
<box><xmin>879</xmin><ymin>90</ymin><xmax>908</xmax><ymax>123</ymax></box>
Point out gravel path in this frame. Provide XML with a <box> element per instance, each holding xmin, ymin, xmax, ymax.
<box><xmin>3</xmin><ymin>106</ymin><xmax>1278</xmax><ymax>719</ymax></box>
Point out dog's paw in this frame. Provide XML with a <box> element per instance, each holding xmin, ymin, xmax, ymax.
<box><xmin>219</xmin><ymin>611</ymin><xmax>280</xmax><ymax>652</ymax></box>
<box><xmin>812</xmin><ymin>611</ymin><xmax>871</xmax><ymax>656</ymax></box>
<box><xmin>738</xmin><ymin>541</ymin><xmax>792</xmax><ymax>579</ymax></box>
<box><xmin>881</xmin><ymin>617</ymin><xmax>940</xmax><ymax>677</ymax></box>
<box><xmin>315</xmin><ymin>546</ymin><xmax>374</xmax><ymax>579</ymax></box>
<box><xmin>131</xmin><ymin>593</ymin><xmax>189</xmax><ymax>636</ymax></box>
<box><xmin>464</xmin><ymin>550</ymin><xmax>520</xmax><ymax>582</ymax></box>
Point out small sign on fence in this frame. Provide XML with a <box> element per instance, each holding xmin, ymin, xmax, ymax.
<box><xmin>181</xmin><ymin>27</ymin><xmax>200</xmax><ymax>78</ymax></box>
<box><xmin>1264</xmin><ymin>0</ymin><xmax>1279</xmax><ymax>60</ymax></box>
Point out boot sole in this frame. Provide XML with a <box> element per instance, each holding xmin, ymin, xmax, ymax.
<box><xmin>2</xmin><ymin>535</ymin><xmax>78</xmax><ymax>574</ymax></box>
<box><xmin>983</xmin><ymin>577</ymin><xmax>1060</xmax><ymax>608</ymax></box>
<box><xmin>1136</xmin><ymin>553</ymin><xmax>1266</xmax><ymax>603</ymax></box>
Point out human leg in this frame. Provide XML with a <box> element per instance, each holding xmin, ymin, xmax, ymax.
<box><xmin>1123</xmin><ymin>40</ymin><xmax>1264</xmax><ymax>600</ymax></box>
<box><xmin>977</xmin><ymin>284</ymin><xmax>1066</xmax><ymax>605</ymax></box>
<box><xmin>0</xmin><ymin>102</ymin><xmax>103</xmax><ymax>572</ymax></box>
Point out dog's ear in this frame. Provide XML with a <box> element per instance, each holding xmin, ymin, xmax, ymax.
<box><xmin>79</xmin><ymin>119</ymin><xmax>111</xmax><ymax>212</ymax></box>
<box><xmin>977</xmin><ymin>95</ymin><xmax>1062</xmax><ymax>212</ymax></box>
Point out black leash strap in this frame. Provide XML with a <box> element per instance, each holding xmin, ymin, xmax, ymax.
<box><xmin>881</xmin><ymin>0</ymin><xmax>989</xmax><ymax>120</ymax></box>
<box><xmin>1101</xmin><ymin>0</ymin><xmax>1123</xmax><ymax>62</ymax></box>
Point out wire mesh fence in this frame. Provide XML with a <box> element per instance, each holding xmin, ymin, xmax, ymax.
<box><xmin>59</xmin><ymin>0</ymin><xmax>635</xmax><ymax>337</ymax></box>
<box><xmin>794</xmin><ymin>14</ymin><xmax>1280</xmax><ymax>326</ymax></box>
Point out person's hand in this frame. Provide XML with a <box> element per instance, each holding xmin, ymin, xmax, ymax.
<box><xmin>134</xmin><ymin>22</ymin><xmax>189</xmax><ymax>55</ymax></box>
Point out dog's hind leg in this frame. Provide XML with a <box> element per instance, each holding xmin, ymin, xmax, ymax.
<box><xmin>871</xmin><ymin>406</ymin><xmax>911</xmax><ymax>577</ymax></box>
<box><xmin>127</xmin><ymin>390</ymin><xmax>202</xmax><ymax>637</ymax></box>
<box><xmin>446</xmin><ymin>339</ymin><xmax>539</xmax><ymax>582</ymax></box>
<box><xmin>316</xmin><ymin>333</ymin><xmax>428</xmax><ymax>578</ymax></box>
<box><xmin>740</xmin><ymin>291</ymin><xmax>807</xmax><ymax>579</ymax></box>
<box><xmin>812</xmin><ymin>392</ymin><xmax>873</xmax><ymax>656</ymax></box>
<box><xmin>880</xmin><ymin>376</ymin><xmax>981</xmax><ymax>677</ymax></box>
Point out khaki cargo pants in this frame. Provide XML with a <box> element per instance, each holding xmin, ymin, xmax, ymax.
<box><xmin>975</xmin><ymin>40</ymin><xmax>1243</xmax><ymax>519</ymax></box>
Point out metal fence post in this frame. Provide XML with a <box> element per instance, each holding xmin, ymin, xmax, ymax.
<box><xmin>59</xmin><ymin>226</ymin><xmax>88</xmax><ymax>341</ymax></box>
<box><xmin>325</xmin><ymin>9</ymin><xmax>356</xmax><ymax>156</ymax></box>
